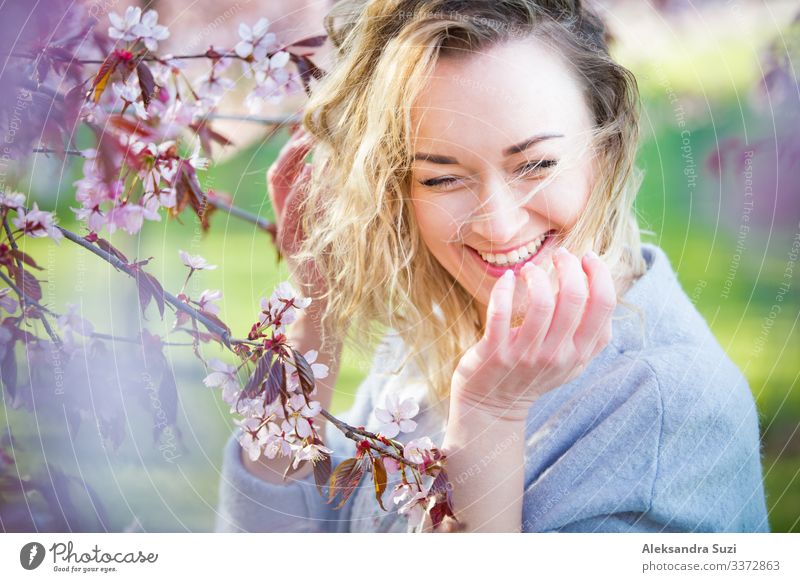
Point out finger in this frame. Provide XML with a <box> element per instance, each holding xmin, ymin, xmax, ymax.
<box><xmin>267</xmin><ymin>130</ymin><xmax>316</xmax><ymax>213</ymax></box>
<box><xmin>278</xmin><ymin>165</ymin><xmax>313</xmax><ymax>253</ymax></box>
<box><xmin>573</xmin><ymin>251</ymin><xmax>617</xmax><ymax>359</ymax></box>
<box><xmin>514</xmin><ymin>262</ymin><xmax>555</xmax><ymax>351</ymax></box>
<box><xmin>483</xmin><ymin>269</ymin><xmax>516</xmax><ymax>345</ymax></box>
<box><xmin>540</xmin><ymin>247</ymin><xmax>588</xmax><ymax>354</ymax></box>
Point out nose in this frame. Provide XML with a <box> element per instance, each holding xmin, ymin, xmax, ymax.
<box><xmin>469</xmin><ymin>174</ymin><xmax>528</xmax><ymax>245</ymax></box>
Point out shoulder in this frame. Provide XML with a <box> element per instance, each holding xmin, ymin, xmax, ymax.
<box><xmin>606</xmin><ymin>243</ymin><xmax>757</xmax><ymax>425</ymax></box>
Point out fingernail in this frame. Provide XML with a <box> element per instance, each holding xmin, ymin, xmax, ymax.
<box><xmin>503</xmin><ymin>269</ymin><xmax>515</xmax><ymax>281</ymax></box>
<box><xmin>556</xmin><ymin>246</ymin><xmax>569</xmax><ymax>258</ymax></box>
<box><xmin>585</xmin><ymin>250</ymin><xmax>599</xmax><ymax>261</ymax></box>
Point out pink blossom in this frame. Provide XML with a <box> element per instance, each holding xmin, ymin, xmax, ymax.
<box><xmin>12</xmin><ymin>203</ymin><xmax>64</xmax><ymax>244</ymax></box>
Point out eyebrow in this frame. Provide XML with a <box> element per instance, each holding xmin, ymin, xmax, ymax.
<box><xmin>413</xmin><ymin>133</ymin><xmax>564</xmax><ymax>164</ymax></box>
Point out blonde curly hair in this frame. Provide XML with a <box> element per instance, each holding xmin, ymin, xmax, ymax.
<box><xmin>292</xmin><ymin>0</ymin><xmax>648</xmax><ymax>417</ymax></box>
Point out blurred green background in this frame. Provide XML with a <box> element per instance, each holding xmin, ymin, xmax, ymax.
<box><xmin>3</xmin><ymin>1</ymin><xmax>798</xmax><ymax>532</ymax></box>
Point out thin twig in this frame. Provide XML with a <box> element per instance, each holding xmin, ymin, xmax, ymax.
<box><xmin>39</xmin><ymin>215</ymin><xmax>262</xmax><ymax>348</ymax></box>
<box><xmin>318</xmin><ymin>408</ymin><xmax>422</xmax><ymax>470</ymax></box>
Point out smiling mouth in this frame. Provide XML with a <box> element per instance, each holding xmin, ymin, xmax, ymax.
<box><xmin>469</xmin><ymin>229</ymin><xmax>557</xmax><ymax>267</ymax></box>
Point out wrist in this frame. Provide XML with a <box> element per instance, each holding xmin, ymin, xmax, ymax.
<box><xmin>448</xmin><ymin>386</ymin><xmax>535</xmax><ymax>425</ymax></box>
<box><xmin>443</xmin><ymin>393</ymin><xmax>527</xmax><ymax>453</ymax></box>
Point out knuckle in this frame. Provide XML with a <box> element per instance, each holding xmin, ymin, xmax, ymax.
<box><xmin>560</xmin><ymin>286</ymin><xmax>587</xmax><ymax>306</ymax></box>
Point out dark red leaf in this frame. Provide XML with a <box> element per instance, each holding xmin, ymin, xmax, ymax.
<box><xmin>135</xmin><ymin>270</ymin><xmax>165</xmax><ymax>320</ymax></box>
<box><xmin>263</xmin><ymin>356</ymin><xmax>284</xmax><ymax>406</ymax></box>
<box><xmin>372</xmin><ymin>456</ymin><xmax>388</xmax><ymax>511</ymax></box>
<box><xmin>10</xmin><ymin>249</ymin><xmax>42</xmax><ymax>270</ymax></box>
<box><xmin>313</xmin><ymin>447</ymin><xmax>332</xmax><ymax>497</ymax></box>
<box><xmin>10</xmin><ymin>265</ymin><xmax>42</xmax><ymax>302</ymax></box>
<box><xmin>288</xmin><ymin>34</ymin><xmax>328</xmax><ymax>48</ymax></box>
<box><xmin>243</xmin><ymin>353</ymin><xmax>272</xmax><ymax>399</ymax></box>
<box><xmin>136</xmin><ymin>61</ymin><xmax>156</xmax><ymax>109</ymax></box>
<box><xmin>328</xmin><ymin>457</ymin><xmax>365</xmax><ymax>509</ymax></box>
<box><xmin>292</xmin><ymin>349</ymin><xmax>315</xmax><ymax>396</ymax></box>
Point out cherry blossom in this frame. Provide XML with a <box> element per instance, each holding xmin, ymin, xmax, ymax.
<box><xmin>105</xmin><ymin>203</ymin><xmax>155</xmax><ymax>235</ymax></box>
<box><xmin>234</xmin><ymin>18</ymin><xmax>277</xmax><ymax>63</ymax></box>
<box><xmin>393</xmin><ymin>483</ymin><xmax>427</xmax><ymax>523</ymax></box>
<box><xmin>263</xmin><ymin>423</ymin><xmax>297</xmax><ymax>460</ymax></box>
<box><xmin>258</xmin><ymin>281</ymin><xmax>311</xmax><ymax>331</ymax></box>
<box><xmin>108</xmin><ymin>6</ymin><xmax>142</xmax><ymax>43</ymax></box>
<box><xmin>292</xmin><ymin>441</ymin><xmax>334</xmax><ymax>469</ymax></box>
<box><xmin>197</xmin><ymin>289</ymin><xmax>222</xmax><ymax>316</ymax></box>
<box><xmin>179</xmin><ymin>250</ymin><xmax>217</xmax><ymax>271</ymax></box>
<box><xmin>113</xmin><ymin>79</ymin><xmax>148</xmax><ymax>120</ymax></box>
<box><xmin>374</xmin><ymin>393</ymin><xmax>419</xmax><ymax>438</ymax></box>
<box><xmin>0</xmin><ymin>191</ymin><xmax>26</xmax><ymax>210</ymax></box>
<box><xmin>403</xmin><ymin>436</ymin><xmax>436</xmax><ymax>465</ymax></box>
<box><xmin>203</xmin><ymin>358</ymin><xmax>240</xmax><ymax>405</ymax></box>
<box><xmin>245</xmin><ymin>51</ymin><xmax>295</xmax><ymax>112</ymax></box>
<box><xmin>12</xmin><ymin>203</ymin><xmax>64</xmax><ymax>244</ymax></box>
<box><xmin>236</xmin><ymin>416</ymin><xmax>270</xmax><ymax>462</ymax></box>
<box><xmin>131</xmin><ymin>9</ymin><xmax>170</xmax><ymax>52</ymax></box>
<box><xmin>281</xmin><ymin>393</ymin><xmax>322</xmax><ymax>439</ymax></box>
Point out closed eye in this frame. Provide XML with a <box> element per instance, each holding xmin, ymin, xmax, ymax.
<box><xmin>418</xmin><ymin>160</ymin><xmax>558</xmax><ymax>191</ymax></box>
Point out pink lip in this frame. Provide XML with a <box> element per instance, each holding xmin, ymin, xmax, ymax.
<box><xmin>468</xmin><ymin>231</ymin><xmax>557</xmax><ymax>277</ymax></box>
<box><xmin>471</xmin><ymin>231</ymin><xmax>554</xmax><ymax>255</ymax></box>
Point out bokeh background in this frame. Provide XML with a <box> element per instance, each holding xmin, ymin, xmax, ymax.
<box><xmin>1</xmin><ymin>0</ymin><xmax>798</xmax><ymax>532</ymax></box>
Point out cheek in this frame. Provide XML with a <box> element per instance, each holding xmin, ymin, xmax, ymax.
<box><xmin>529</xmin><ymin>178</ymin><xmax>592</xmax><ymax>227</ymax></box>
<box><xmin>410</xmin><ymin>196</ymin><xmax>467</xmax><ymax>249</ymax></box>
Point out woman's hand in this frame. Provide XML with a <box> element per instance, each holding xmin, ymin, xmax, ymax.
<box><xmin>267</xmin><ymin>126</ymin><xmax>326</xmax><ymax>304</ymax></box>
<box><xmin>450</xmin><ymin>247</ymin><xmax>618</xmax><ymax>422</ymax></box>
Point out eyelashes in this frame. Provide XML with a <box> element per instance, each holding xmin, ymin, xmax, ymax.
<box><xmin>419</xmin><ymin>159</ymin><xmax>558</xmax><ymax>190</ymax></box>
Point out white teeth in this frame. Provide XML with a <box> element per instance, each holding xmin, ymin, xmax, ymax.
<box><xmin>478</xmin><ymin>232</ymin><xmax>550</xmax><ymax>266</ymax></box>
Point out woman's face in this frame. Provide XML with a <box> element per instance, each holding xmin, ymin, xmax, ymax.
<box><xmin>409</xmin><ymin>37</ymin><xmax>597</xmax><ymax>325</ymax></box>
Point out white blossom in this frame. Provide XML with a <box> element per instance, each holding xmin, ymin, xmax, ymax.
<box><xmin>178</xmin><ymin>250</ymin><xmax>217</xmax><ymax>271</ymax></box>
<box><xmin>108</xmin><ymin>6</ymin><xmax>142</xmax><ymax>43</ymax></box>
<box><xmin>112</xmin><ymin>79</ymin><xmax>148</xmax><ymax>120</ymax></box>
<box><xmin>0</xmin><ymin>191</ymin><xmax>26</xmax><ymax>210</ymax></box>
<box><xmin>130</xmin><ymin>9</ymin><xmax>170</xmax><ymax>52</ymax></box>
<box><xmin>403</xmin><ymin>436</ymin><xmax>435</xmax><ymax>465</ymax></box>
<box><xmin>197</xmin><ymin>289</ymin><xmax>222</xmax><ymax>316</ymax></box>
<box><xmin>234</xmin><ymin>18</ymin><xmax>277</xmax><ymax>62</ymax></box>
<box><xmin>203</xmin><ymin>358</ymin><xmax>240</xmax><ymax>405</ymax></box>
<box><xmin>374</xmin><ymin>393</ymin><xmax>418</xmax><ymax>438</ymax></box>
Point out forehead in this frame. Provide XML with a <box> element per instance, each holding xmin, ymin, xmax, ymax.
<box><xmin>410</xmin><ymin>37</ymin><xmax>593</xmax><ymax>156</ymax></box>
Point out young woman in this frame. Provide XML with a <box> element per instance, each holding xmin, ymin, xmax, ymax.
<box><xmin>214</xmin><ymin>0</ymin><xmax>770</xmax><ymax>533</ymax></box>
